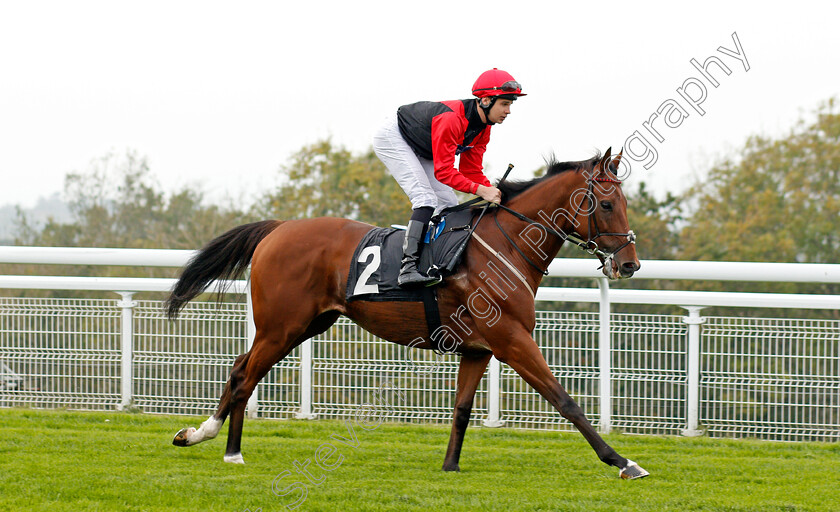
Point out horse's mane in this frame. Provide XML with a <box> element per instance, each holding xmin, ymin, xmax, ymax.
<box><xmin>497</xmin><ymin>152</ymin><xmax>601</xmax><ymax>202</ymax></box>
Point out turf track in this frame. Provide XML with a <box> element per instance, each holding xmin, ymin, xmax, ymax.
<box><xmin>1</xmin><ymin>408</ymin><xmax>838</xmax><ymax>512</ymax></box>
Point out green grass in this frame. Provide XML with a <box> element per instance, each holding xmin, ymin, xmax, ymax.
<box><xmin>0</xmin><ymin>408</ymin><xmax>838</xmax><ymax>512</ymax></box>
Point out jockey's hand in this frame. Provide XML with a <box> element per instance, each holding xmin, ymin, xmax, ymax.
<box><xmin>476</xmin><ymin>184</ymin><xmax>502</xmax><ymax>204</ymax></box>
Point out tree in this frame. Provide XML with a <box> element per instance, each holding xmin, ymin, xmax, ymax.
<box><xmin>672</xmin><ymin>99</ymin><xmax>840</xmax><ymax>317</ymax></box>
<box><xmin>6</xmin><ymin>151</ymin><xmax>257</xmax><ymax>298</ymax></box>
<box><xmin>680</xmin><ymin>98</ymin><xmax>840</xmax><ymax>265</ymax></box>
<box><xmin>14</xmin><ymin>150</ymin><xmax>255</xmax><ymax>251</ymax></box>
<box><xmin>256</xmin><ymin>139</ymin><xmax>411</xmax><ymax>227</ymax></box>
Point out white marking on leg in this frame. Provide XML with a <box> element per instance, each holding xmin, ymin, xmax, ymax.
<box><xmin>199</xmin><ymin>416</ymin><xmax>223</xmax><ymax>438</ymax></box>
<box><xmin>224</xmin><ymin>452</ymin><xmax>245</xmax><ymax>464</ymax></box>
<box><xmin>186</xmin><ymin>416</ymin><xmax>222</xmax><ymax>445</ymax></box>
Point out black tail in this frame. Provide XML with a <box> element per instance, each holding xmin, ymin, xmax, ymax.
<box><xmin>165</xmin><ymin>220</ymin><xmax>281</xmax><ymax>320</ymax></box>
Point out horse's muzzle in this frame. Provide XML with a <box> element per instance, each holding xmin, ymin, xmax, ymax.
<box><xmin>602</xmin><ymin>258</ymin><xmax>640</xmax><ymax>279</ymax></box>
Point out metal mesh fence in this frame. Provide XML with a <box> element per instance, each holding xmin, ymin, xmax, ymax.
<box><xmin>611</xmin><ymin>314</ymin><xmax>688</xmax><ymax>435</ymax></box>
<box><xmin>1</xmin><ymin>296</ymin><xmax>838</xmax><ymax>442</ymax></box>
<box><xmin>0</xmin><ymin>297</ymin><xmax>121</xmax><ymax>409</ymax></box>
<box><xmin>701</xmin><ymin>316</ymin><xmax>840</xmax><ymax>441</ymax></box>
<box><xmin>132</xmin><ymin>300</ymin><xmax>249</xmax><ymax>415</ymax></box>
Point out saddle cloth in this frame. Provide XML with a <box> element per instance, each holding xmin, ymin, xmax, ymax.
<box><xmin>345</xmin><ymin>208</ymin><xmax>476</xmax><ymax>302</ymax></box>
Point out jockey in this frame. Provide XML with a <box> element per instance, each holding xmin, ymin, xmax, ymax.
<box><xmin>373</xmin><ymin>68</ymin><xmax>526</xmax><ymax>288</ymax></box>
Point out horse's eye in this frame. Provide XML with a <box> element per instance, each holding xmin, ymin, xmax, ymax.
<box><xmin>601</xmin><ymin>201</ymin><xmax>613</xmax><ymax>211</ymax></box>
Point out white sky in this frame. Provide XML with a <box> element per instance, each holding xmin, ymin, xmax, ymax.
<box><xmin>1</xmin><ymin>1</ymin><xmax>838</xmax><ymax>209</ymax></box>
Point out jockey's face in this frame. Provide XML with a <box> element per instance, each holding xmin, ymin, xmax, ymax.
<box><xmin>486</xmin><ymin>98</ymin><xmax>513</xmax><ymax>124</ymax></box>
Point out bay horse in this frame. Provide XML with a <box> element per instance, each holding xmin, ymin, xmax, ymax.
<box><xmin>166</xmin><ymin>148</ymin><xmax>649</xmax><ymax>479</ymax></box>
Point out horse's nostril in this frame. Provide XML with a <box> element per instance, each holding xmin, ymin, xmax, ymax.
<box><xmin>622</xmin><ymin>261</ymin><xmax>640</xmax><ymax>273</ymax></box>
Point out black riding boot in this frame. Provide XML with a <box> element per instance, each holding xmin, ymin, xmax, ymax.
<box><xmin>398</xmin><ymin>220</ymin><xmax>436</xmax><ymax>288</ymax></box>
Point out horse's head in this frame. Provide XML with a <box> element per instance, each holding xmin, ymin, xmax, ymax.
<box><xmin>496</xmin><ymin>148</ymin><xmax>640</xmax><ymax>279</ymax></box>
<box><xmin>573</xmin><ymin>147</ymin><xmax>640</xmax><ymax>279</ymax></box>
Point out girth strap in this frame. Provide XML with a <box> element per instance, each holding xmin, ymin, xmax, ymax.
<box><xmin>421</xmin><ymin>286</ymin><xmax>446</xmax><ymax>352</ymax></box>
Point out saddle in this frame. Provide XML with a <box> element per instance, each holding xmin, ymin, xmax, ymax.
<box><xmin>345</xmin><ymin>208</ymin><xmax>476</xmax><ymax>302</ymax></box>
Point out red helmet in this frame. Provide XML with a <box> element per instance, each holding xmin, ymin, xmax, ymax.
<box><xmin>472</xmin><ymin>68</ymin><xmax>526</xmax><ymax>98</ymax></box>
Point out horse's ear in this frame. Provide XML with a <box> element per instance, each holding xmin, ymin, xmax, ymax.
<box><xmin>610</xmin><ymin>148</ymin><xmax>623</xmax><ymax>173</ymax></box>
<box><xmin>597</xmin><ymin>147</ymin><xmax>612</xmax><ymax>173</ymax></box>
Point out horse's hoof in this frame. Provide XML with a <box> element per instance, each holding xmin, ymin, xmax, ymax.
<box><xmin>620</xmin><ymin>460</ymin><xmax>650</xmax><ymax>480</ymax></box>
<box><xmin>224</xmin><ymin>452</ymin><xmax>245</xmax><ymax>464</ymax></box>
<box><xmin>441</xmin><ymin>463</ymin><xmax>461</xmax><ymax>472</ymax></box>
<box><xmin>172</xmin><ymin>427</ymin><xmax>196</xmax><ymax>447</ymax></box>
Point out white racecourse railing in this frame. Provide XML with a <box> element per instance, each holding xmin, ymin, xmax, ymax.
<box><xmin>1</xmin><ymin>246</ymin><xmax>839</xmax><ymax>442</ymax></box>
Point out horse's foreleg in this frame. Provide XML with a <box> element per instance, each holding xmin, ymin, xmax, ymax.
<box><xmin>497</xmin><ymin>333</ymin><xmax>649</xmax><ymax>479</ymax></box>
<box><xmin>442</xmin><ymin>352</ymin><xmax>492</xmax><ymax>472</ymax></box>
<box><xmin>172</xmin><ymin>352</ymin><xmax>250</xmax><ymax>447</ymax></box>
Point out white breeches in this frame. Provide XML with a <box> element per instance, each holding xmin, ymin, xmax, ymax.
<box><xmin>373</xmin><ymin>115</ymin><xmax>458</xmax><ymax>213</ymax></box>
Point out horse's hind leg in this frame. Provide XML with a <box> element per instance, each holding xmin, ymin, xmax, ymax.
<box><xmin>442</xmin><ymin>352</ymin><xmax>492</xmax><ymax>472</ymax></box>
<box><xmin>223</xmin><ymin>311</ymin><xmax>340</xmax><ymax>464</ymax></box>
<box><xmin>220</xmin><ymin>335</ymin><xmax>287</xmax><ymax>463</ymax></box>
<box><xmin>172</xmin><ymin>352</ymin><xmax>250</xmax><ymax>447</ymax></box>
<box><xmin>496</xmin><ymin>330</ymin><xmax>649</xmax><ymax>479</ymax></box>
